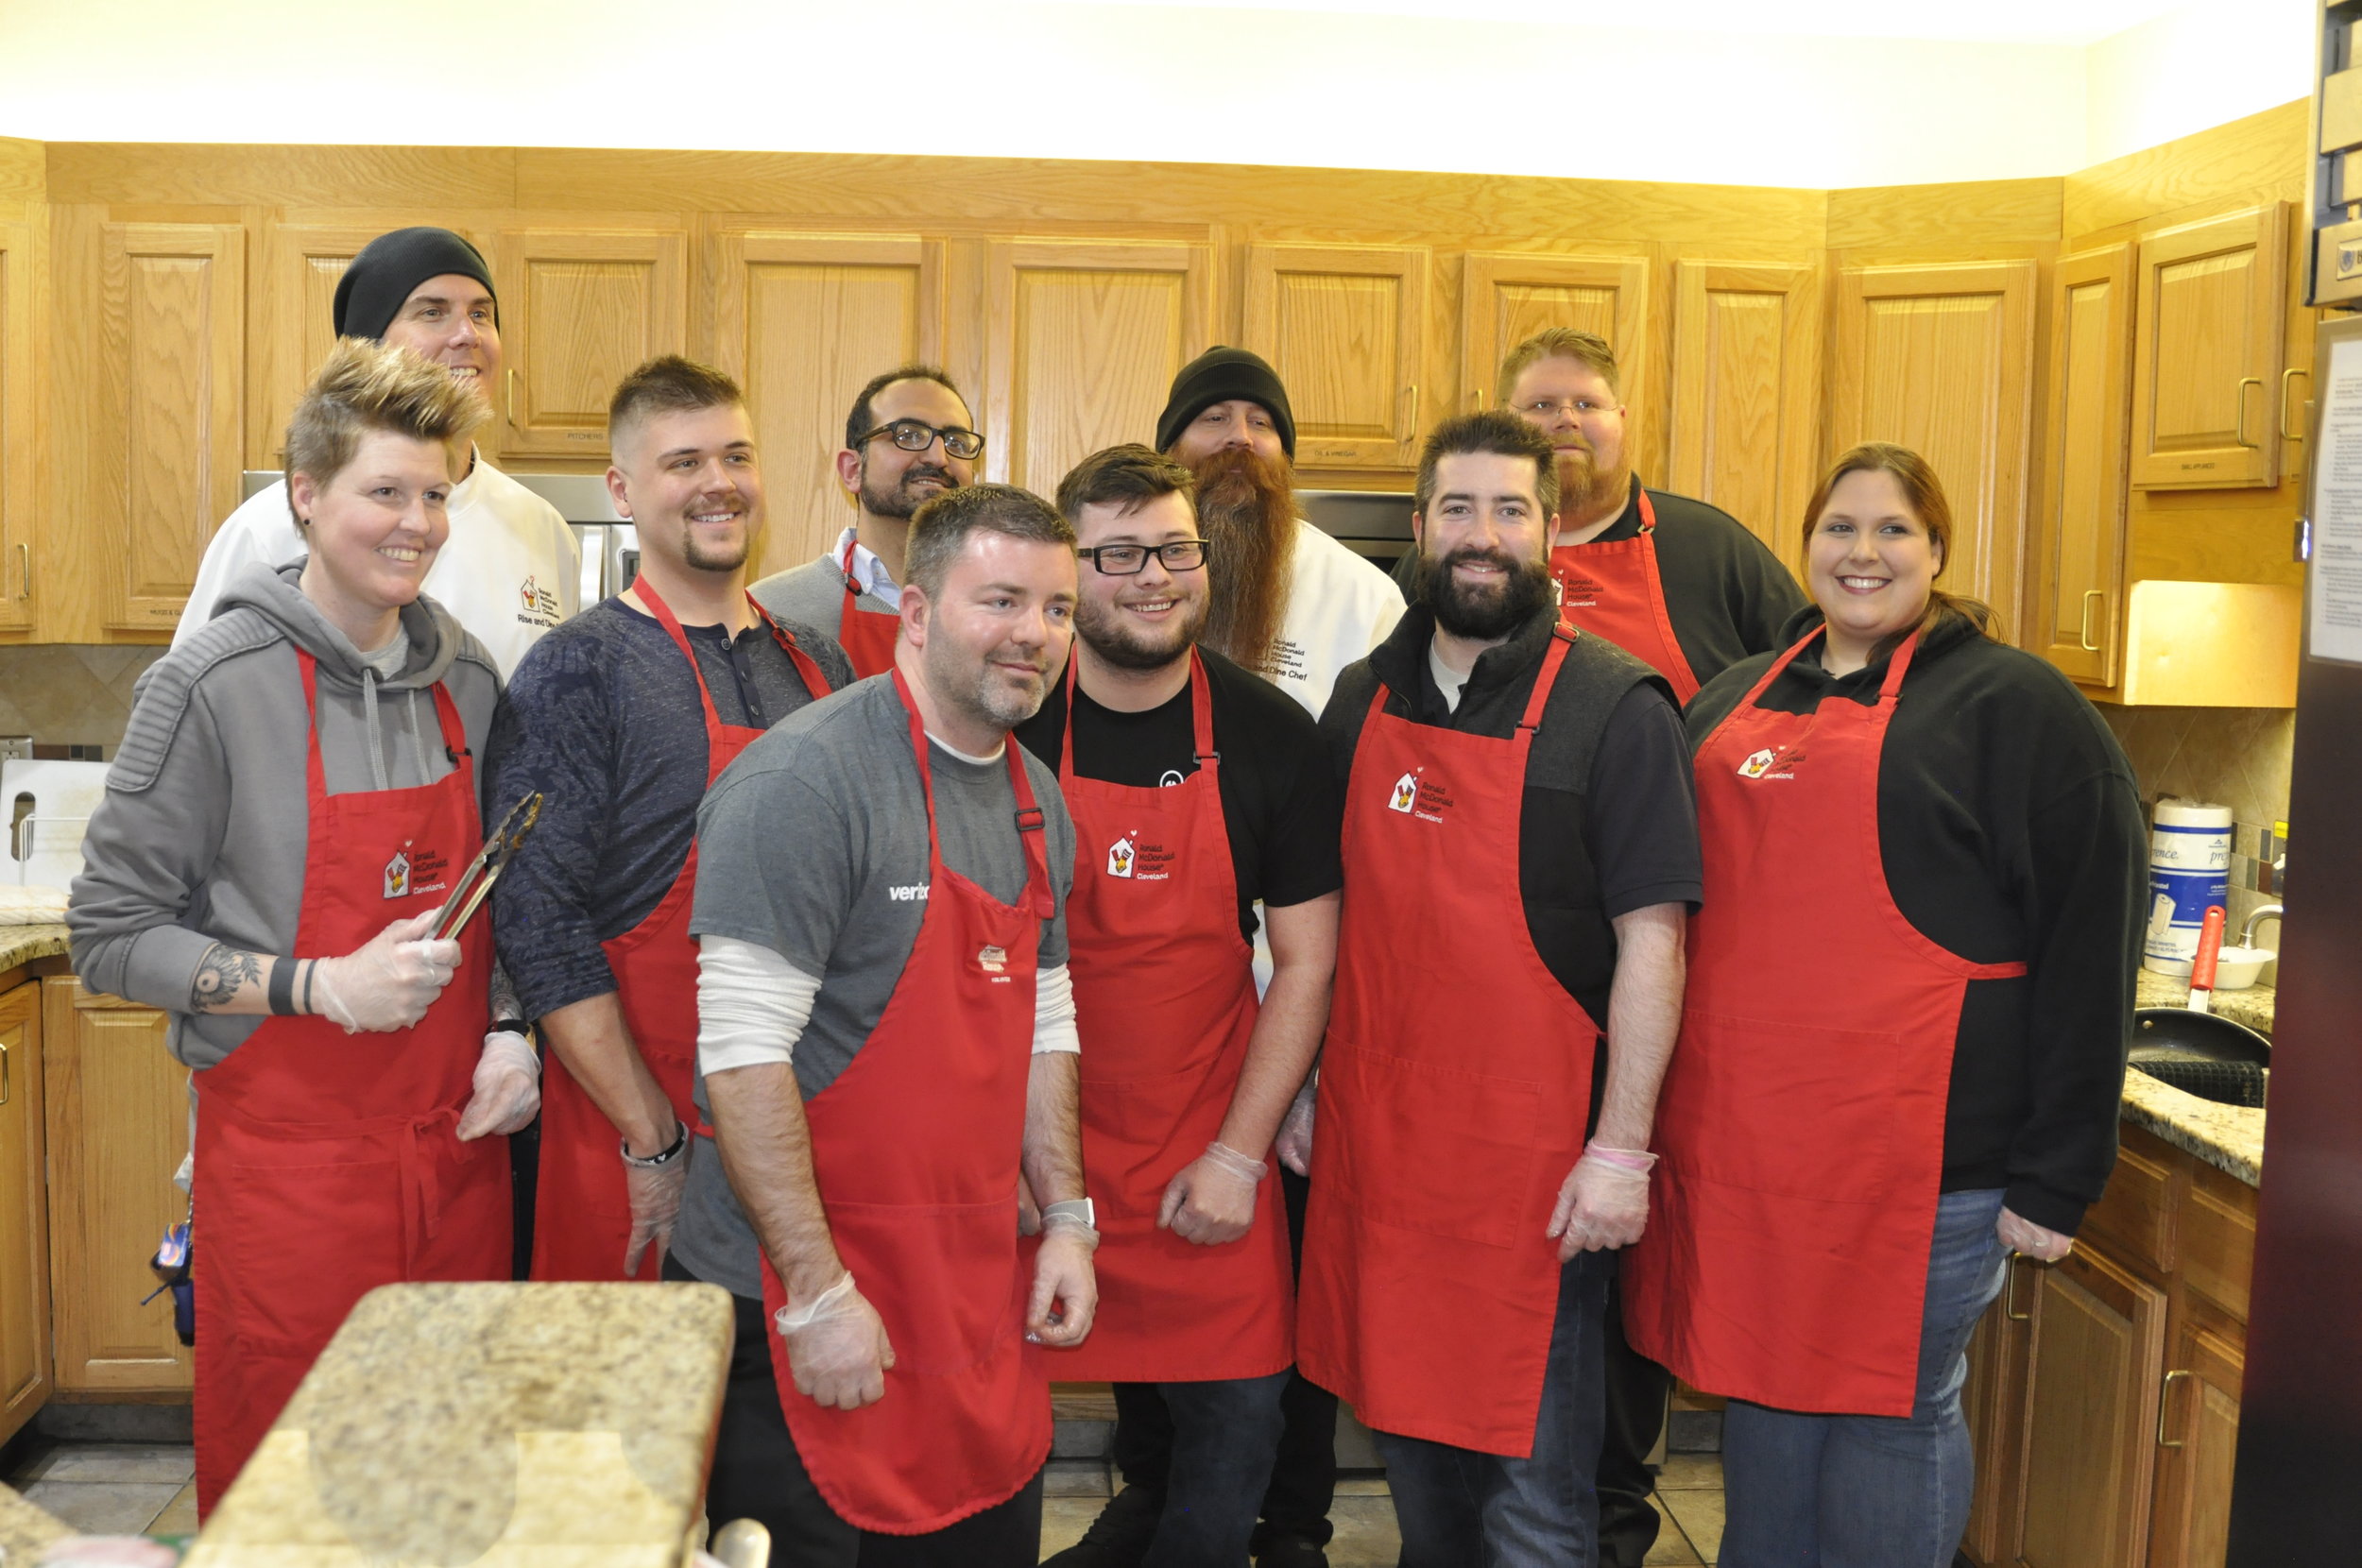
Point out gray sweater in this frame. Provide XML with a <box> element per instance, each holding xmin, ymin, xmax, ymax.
<box><xmin>69</xmin><ymin>562</ymin><xmax>502</xmax><ymax>1068</ymax></box>
<box><xmin>748</xmin><ymin>554</ymin><xmax>891</xmax><ymax>644</ymax></box>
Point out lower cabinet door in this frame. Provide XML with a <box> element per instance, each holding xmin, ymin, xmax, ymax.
<box><xmin>2147</xmin><ymin>1321</ymin><xmax>2243</xmax><ymax>1568</ymax></box>
<box><xmin>0</xmin><ymin>980</ymin><xmax>49</xmax><ymax>1444</ymax></box>
<box><xmin>2007</xmin><ymin>1245</ymin><xmax>2168</xmax><ymax>1568</ymax></box>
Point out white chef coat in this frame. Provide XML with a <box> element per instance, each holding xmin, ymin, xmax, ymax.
<box><xmin>174</xmin><ymin>451</ymin><xmax>580</xmax><ymax>678</ymax></box>
<box><xmin>1269</xmin><ymin>518</ymin><xmax>1405</xmax><ymax>720</ymax></box>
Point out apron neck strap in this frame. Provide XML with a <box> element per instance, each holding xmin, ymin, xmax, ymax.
<box><xmin>1058</xmin><ymin>647</ymin><xmax>1216</xmax><ymax>786</ymax></box>
<box><xmin>894</xmin><ymin>667</ymin><xmax>1056</xmax><ymax>918</ymax></box>
<box><xmin>1517</xmin><ymin>627</ymin><xmax>1577</xmax><ymax>735</ymax></box>
<box><xmin>1633</xmin><ymin>486</ymin><xmax>1656</xmax><ymax>537</ymax></box>
<box><xmin>1746</xmin><ymin>622</ymin><xmax>1925</xmax><ymax>710</ymax></box>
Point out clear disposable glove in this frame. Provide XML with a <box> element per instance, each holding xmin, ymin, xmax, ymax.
<box><xmin>1996</xmin><ymin>1205</ymin><xmax>2074</xmax><ymax>1263</ymax></box>
<box><xmin>1016</xmin><ymin>1171</ymin><xmax>1042</xmax><ymax>1236</ymax></box>
<box><xmin>1275</xmin><ymin>1080</ymin><xmax>1317</xmax><ymax>1177</ymax></box>
<box><xmin>313</xmin><ymin>911</ymin><xmax>462</xmax><ymax>1033</ymax></box>
<box><xmin>1026</xmin><ymin>1214</ymin><xmax>1099</xmax><ymax>1348</ymax></box>
<box><xmin>775</xmin><ymin>1271</ymin><xmax>896</xmax><ymax>1410</ymax></box>
<box><xmin>1158</xmin><ymin>1140</ymin><xmax>1267</xmax><ymax>1245</ymax></box>
<box><xmin>455</xmin><ymin>1031</ymin><xmax>541</xmax><ymax>1141</ymax></box>
<box><xmin>621</xmin><ymin>1129</ymin><xmax>689</xmax><ymax>1278</ymax></box>
<box><xmin>1547</xmin><ymin>1142</ymin><xmax>1656</xmax><ymax>1259</ymax></box>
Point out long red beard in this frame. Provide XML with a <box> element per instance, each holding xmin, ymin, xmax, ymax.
<box><xmin>1556</xmin><ymin>447</ymin><xmax>1633</xmax><ymax>523</ymax></box>
<box><xmin>1190</xmin><ymin>448</ymin><xmax>1298</xmax><ymax>675</ymax></box>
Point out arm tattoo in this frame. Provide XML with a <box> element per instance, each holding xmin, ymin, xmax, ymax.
<box><xmin>189</xmin><ymin>943</ymin><xmax>264</xmax><ymax>1014</ymax></box>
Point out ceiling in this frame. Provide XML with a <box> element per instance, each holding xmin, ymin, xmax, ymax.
<box><xmin>1071</xmin><ymin>0</ymin><xmax>2195</xmax><ymax>45</ymax></box>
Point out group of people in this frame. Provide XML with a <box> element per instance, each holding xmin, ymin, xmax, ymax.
<box><xmin>67</xmin><ymin>224</ymin><xmax>2148</xmax><ymax>1568</ymax></box>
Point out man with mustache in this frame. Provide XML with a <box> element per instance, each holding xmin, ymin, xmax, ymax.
<box><xmin>485</xmin><ymin>357</ymin><xmax>850</xmax><ymax>1284</ymax></box>
<box><xmin>668</xmin><ymin>484</ymin><xmax>1096</xmax><ymax>1567</ymax></box>
<box><xmin>177</xmin><ymin>226</ymin><xmax>580</xmax><ymax>679</ymax></box>
<box><xmin>1012</xmin><ymin>447</ymin><xmax>1341</xmax><ymax>1568</ymax></box>
<box><xmin>1498</xmin><ymin>327</ymin><xmax>1803</xmax><ymax>1567</ymax></box>
<box><xmin>1156</xmin><ymin>347</ymin><xmax>1404</xmax><ymax>721</ymax></box>
<box><xmin>1298</xmin><ymin>410</ymin><xmax>1697</xmax><ymax>1567</ymax></box>
<box><xmin>753</xmin><ymin>364</ymin><xmax>984</xmax><ymax>678</ymax></box>
<box><xmin>1501</xmin><ymin>328</ymin><xmax>1805</xmax><ymax>706</ymax></box>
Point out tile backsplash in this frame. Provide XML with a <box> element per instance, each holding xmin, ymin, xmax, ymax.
<box><xmin>0</xmin><ymin>645</ymin><xmax>166</xmax><ymax>756</ymax></box>
<box><xmin>2102</xmin><ymin>704</ymin><xmax>2294</xmax><ymax>964</ymax></box>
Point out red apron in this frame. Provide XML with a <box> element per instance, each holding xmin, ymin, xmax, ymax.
<box><xmin>836</xmin><ymin>537</ymin><xmax>900</xmax><ymax>678</ymax></box>
<box><xmin>1550</xmin><ymin>489</ymin><xmax>1703</xmax><ymax>703</ymax></box>
<box><xmin>757</xmin><ymin>670</ymin><xmax>1054</xmax><ymax>1533</ymax></box>
<box><xmin>532</xmin><ymin>581</ymin><xmax>830</xmax><ymax>1281</ymax></box>
<box><xmin>1036</xmin><ymin>652</ymin><xmax>1292</xmax><ymax>1383</ymax></box>
<box><xmin>192</xmin><ymin>652</ymin><xmax>509</xmax><ymax>1515</ymax></box>
<box><xmin>1297</xmin><ymin>629</ymin><xmax>1601</xmax><ymax>1457</ymax></box>
<box><xmin>1620</xmin><ymin>627</ymin><xmax>2027</xmax><ymax>1417</ymax></box>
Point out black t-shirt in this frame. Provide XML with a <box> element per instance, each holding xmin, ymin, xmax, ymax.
<box><xmin>1576</xmin><ymin>479</ymin><xmax>1807</xmax><ymax>688</ymax></box>
<box><xmin>1016</xmin><ymin>647</ymin><xmax>1344</xmax><ymax>944</ymax></box>
<box><xmin>1686</xmin><ymin>608</ymin><xmax>2148</xmax><ymax>1234</ymax></box>
<box><xmin>1320</xmin><ymin>604</ymin><xmax>1703</xmax><ymax>1028</ymax></box>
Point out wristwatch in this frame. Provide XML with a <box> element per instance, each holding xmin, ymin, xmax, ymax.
<box><xmin>1040</xmin><ymin>1198</ymin><xmax>1095</xmax><ymax>1229</ymax></box>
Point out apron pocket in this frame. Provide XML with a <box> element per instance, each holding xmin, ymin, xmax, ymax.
<box><xmin>1666</xmin><ymin>1008</ymin><xmax>1905</xmax><ymax>1202</ymax></box>
<box><xmin>825</xmin><ymin>1198</ymin><xmax>1022</xmax><ymax>1375</ymax></box>
<box><xmin>1322</xmin><ymin>1042</ymin><xmax>1542</xmax><ymax>1250</ymax></box>
<box><xmin>213</xmin><ymin>1155</ymin><xmax>404</xmax><ymax>1351</ymax></box>
<box><xmin>1081</xmin><ymin>1065</ymin><xmax>1229</xmax><ymax>1194</ymax></box>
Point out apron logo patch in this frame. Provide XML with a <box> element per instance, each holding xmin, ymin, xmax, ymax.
<box><xmin>517</xmin><ymin>575</ymin><xmax>562</xmax><ymax>627</ymax></box>
<box><xmin>1552</xmin><ymin>571</ymin><xmax>1603</xmax><ymax>610</ymax></box>
<box><xmin>977</xmin><ymin>945</ymin><xmax>1009</xmax><ymax>977</ymax></box>
<box><xmin>1386</xmin><ymin>769</ymin><xmax>1453</xmax><ymax>824</ymax></box>
<box><xmin>1109</xmin><ymin>833</ymin><xmax>1174</xmax><ymax>881</ymax></box>
<box><xmin>1389</xmin><ymin>773</ymin><xmax>1419</xmax><ymax>813</ymax></box>
<box><xmin>1108</xmin><ymin>837</ymin><xmax>1136</xmax><ymax>878</ymax></box>
<box><xmin>1737</xmin><ymin>746</ymin><xmax>1804</xmax><ymax>781</ymax></box>
<box><xmin>383</xmin><ymin>849</ymin><xmax>411</xmax><ymax>898</ymax></box>
<box><xmin>1158</xmin><ymin>769</ymin><xmax>1186</xmax><ymax>788</ymax></box>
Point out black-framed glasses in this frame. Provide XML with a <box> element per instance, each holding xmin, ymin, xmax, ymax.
<box><xmin>1078</xmin><ymin>540</ymin><xmax>1212</xmax><ymax>575</ymax></box>
<box><xmin>855</xmin><ymin>418</ymin><xmax>985</xmax><ymax>461</ymax></box>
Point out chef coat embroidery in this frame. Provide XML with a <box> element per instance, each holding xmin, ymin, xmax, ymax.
<box><xmin>517</xmin><ymin>575</ymin><xmax>562</xmax><ymax>627</ymax></box>
<box><xmin>1108</xmin><ymin>837</ymin><xmax>1136</xmax><ymax>878</ymax></box>
<box><xmin>383</xmin><ymin>848</ymin><xmax>411</xmax><ymax>898</ymax></box>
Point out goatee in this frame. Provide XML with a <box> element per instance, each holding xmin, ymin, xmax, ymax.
<box><xmin>1415</xmin><ymin>545</ymin><xmax>1553</xmax><ymax>641</ymax></box>
<box><xmin>1188</xmin><ymin>446</ymin><xmax>1297</xmax><ymax>675</ymax></box>
<box><xmin>1555</xmin><ymin>443</ymin><xmax>1632</xmax><ymax>523</ymax></box>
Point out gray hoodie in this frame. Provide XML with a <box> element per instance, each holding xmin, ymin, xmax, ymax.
<box><xmin>68</xmin><ymin>562</ymin><xmax>502</xmax><ymax>1068</ymax></box>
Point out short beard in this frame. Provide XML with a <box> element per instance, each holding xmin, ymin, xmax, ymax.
<box><xmin>1555</xmin><ymin>444</ymin><xmax>1633</xmax><ymax>523</ymax></box>
<box><xmin>860</xmin><ymin>458</ymin><xmax>958</xmax><ymax>521</ymax></box>
<box><xmin>1188</xmin><ymin>447</ymin><xmax>1298</xmax><ymax>674</ymax></box>
<box><xmin>923</xmin><ymin>633</ymin><xmax>1049</xmax><ymax>735</ymax></box>
<box><xmin>1415</xmin><ymin>544</ymin><xmax>1553</xmax><ymax>641</ymax></box>
<box><xmin>1076</xmin><ymin>591</ymin><xmax>1210</xmax><ymax>673</ymax></box>
<box><xmin>681</xmin><ymin>530</ymin><xmax>749</xmax><ymax>573</ymax></box>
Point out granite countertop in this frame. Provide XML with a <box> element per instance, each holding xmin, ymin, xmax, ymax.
<box><xmin>0</xmin><ymin>1479</ymin><xmax>72</xmax><ymax>1560</ymax></box>
<box><xmin>2125</xmin><ymin>968</ymin><xmax>2273</xmax><ymax>1187</ymax></box>
<box><xmin>186</xmin><ymin>1281</ymin><xmax>735</xmax><ymax>1568</ymax></box>
<box><xmin>0</xmin><ymin>922</ymin><xmax>70</xmax><ymax>975</ymax></box>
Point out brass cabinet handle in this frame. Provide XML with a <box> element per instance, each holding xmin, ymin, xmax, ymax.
<box><xmin>1401</xmin><ymin>383</ymin><xmax>1420</xmax><ymax>435</ymax></box>
<box><xmin>505</xmin><ymin>367</ymin><xmax>520</xmax><ymax>427</ymax></box>
<box><xmin>2003</xmin><ymin>1256</ymin><xmax>2032</xmax><ymax>1321</ymax></box>
<box><xmin>2078</xmin><ymin>588</ymin><xmax>2103</xmax><ymax>653</ymax></box>
<box><xmin>0</xmin><ymin>1037</ymin><xmax>9</xmax><ymax>1106</ymax></box>
<box><xmin>2158</xmin><ymin>1368</ymin><xmax>2191</xmax><ymax>1449</ymax></box>
<box><xmin>13</xmin><ymin>542</ymin><xmax>26</xmax><ymax>601</ymax></box>
<box><xmin>2234</xmin><ymin>377</ymin><xmax>2264</xmax><ymax>449</ymax></box>
<box><xmin>2283</xmin><ymin>367</ymin><xmax>2312</xmax><ymax>440</ymax></box>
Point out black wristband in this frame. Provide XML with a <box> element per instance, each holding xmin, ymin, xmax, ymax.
<box><xmin>488</xmin><ymin>1017</ymin><xmax>530</xmax><ymax>1037</ymax></box>
<box><xmin>266</xmin><ymin>957</ymin><xmax>297</xmax><ymax>1016</ymax></box>
<box><xmin>620</xmin><ymin>1120</ymin><xmax>690</xmax><ymax>1169</ymax></box>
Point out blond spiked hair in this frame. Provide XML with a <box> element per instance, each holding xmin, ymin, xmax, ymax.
<box><xmin>282</xmin><ymin>337</ymin><xmax>485</xmax><ymax>524</ymax></box>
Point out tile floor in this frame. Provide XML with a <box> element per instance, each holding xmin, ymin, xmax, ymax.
<box><xmin>4</xmin><ymin>1440</ymin><xmax>198</xmax><ymax>1539</ymax></box>
<box><xmin>6</xmin><ymin>1437</ymin><xmax>1728</xmax><ymax>1562</ymax></box>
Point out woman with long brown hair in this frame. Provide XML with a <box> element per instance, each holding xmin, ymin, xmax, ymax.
<box><xmin>1620</xmin><ymin>443</ymin><xmax>2147</xmax><ymax>1566</ymax></box>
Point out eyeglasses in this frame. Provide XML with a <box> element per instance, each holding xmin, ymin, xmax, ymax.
<box><xmin>1078</xmin><ymin>540</ymin><xmax>1212</xmax><ymax>575</ymax></box>
<box><xmin>1511</xmin><ymin>398</ymin><xmax>1617</xmax><ymax>419</ymax></box>
<box><xmin>855</xmin><ymin>418</ymin><xmax>985</xmax><ymax>461</ymax></box>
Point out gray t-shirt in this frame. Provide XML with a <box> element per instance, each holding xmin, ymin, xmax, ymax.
<box><xmin>672</xmin><ymin>673</ymin><xmax>1076</xmax><ymax>1298</ymax></box>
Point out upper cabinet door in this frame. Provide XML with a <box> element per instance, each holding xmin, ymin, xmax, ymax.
<box><xmin>496</xmin><ymin>227</ymin><xmax>688</xmax><ymax>459</ymax></box>
<box><xmin>982</xmin><ymin>239</ymin><xmax>1214</xmax><ymax>494</ymax></box>
<box><xmin>97</xmin><ymin>222</ymin><xmax>246</xmax><ymax>634</ymax></box>
<box><xmin>0</xmin><ymin>225</ymin><xmax>33</xmax><ymax>631</ymax></box>
<box><xmin>1242</xmin><ymin>244</ymin><xmax>1429</xmax><ymax>471</ymax></box>
<box><xmin>1828</xmin><ymin>261</ymin><xmax>2037</xmax><ymax>622</ymax></box>
<box><xmin>1460</xmin><ymin>250</ymin><xmax>1651</xmax><ymax>418</ymax></box>
<box><xmin>709</xmin><ymin>230</ymin><xmax>947</xmax><ymax>578</ymax></box>
<box><xmin>1668</xmin><ymin>260</ymin><xmax>1822</xmax><ymax>566</ymax></box>
<box><xmin>2036</xmin><ymin>244</ymin><xmax>2135</xmax><ymax>687</ymax></box>
<box><xmin>2130</xmin><ymin>202</ymin><xmax>2288</xmax><ymax>491</ymax></box>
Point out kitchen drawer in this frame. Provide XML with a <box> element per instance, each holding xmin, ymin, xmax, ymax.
<box><xmin>2182</xmin><ymin>1164</ymin><xmax>2257</xmax><ymax>1321</ymax></box>
<box><xmin>2082</xmin><ymin>1138</ymin><xmax>2175</xmax><ymax>1275</ymax></box>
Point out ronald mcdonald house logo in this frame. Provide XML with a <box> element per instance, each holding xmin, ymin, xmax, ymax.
<box><xmin>1384</xmin><ymin>769</ymin><xmax>1453</xmax><ymax>824</ymax></box>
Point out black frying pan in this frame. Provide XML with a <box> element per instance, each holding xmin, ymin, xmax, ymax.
<box><xmin>2129</xmin><ymin>1007</ymin><xmax>2270</xmax><ymax>1107</ymax></box>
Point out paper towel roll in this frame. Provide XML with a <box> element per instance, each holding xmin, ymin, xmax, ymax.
<box><xmin>2145</xmin><ymin>801</ymin><xmax>2233</xmax><ymax>975</ymax></box>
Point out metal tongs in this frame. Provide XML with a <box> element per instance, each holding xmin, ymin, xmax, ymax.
<box><xmin>430</xmin><ymin>792</ymin><xmax>543</xmax><ymax>942</ymax></box>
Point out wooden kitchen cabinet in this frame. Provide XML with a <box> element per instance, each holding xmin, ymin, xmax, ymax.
<box><xmin>2009</xmin><ymin>1245</ymin><xmax>2167</xmax><ymax>1568</ymax></box>
<box><xmin>2129</xmin><ymin>203</ymin><xmax>2287</xmax><ymax>491</ymax></box>
<box><xmin>2148</xmin><ymin>1319</ymin><xmax>2242</xmax><ymax>1568</ymax></box>
<box><xmin>495</xmin><ymin>225</ymin><xmax>688</xmax><ymax>460</ymax></box>
<box><xmin>981</xmin><ymin>238</ymin><xmax>1214</xmax><ymax>495</ymax></box>
<box><xmin>2034</xmin><ymin>243</ymin><xmax>2135</xmax><ymax>687</ymax></box>
<box><xmin>41</xmin><ymin>978</ymin><xmax>192</xmax><ymax>1395</ymax></box>
<box><xmin>1667</xmin><ymin>259</ymin><xmax>1822</xmax><ymax>566</ymax></box>
<box><xmin>0</xmin><ymin>980</ymin><xmax>50</xmax><ymax>1444</ymax></box>
<box><xmin>0</xmin><ymin>223</ymin><xmax>36</xmax><ymax>633</ymax></box>
<box><xmin>1458</xmin><ymin>249</ymin><xmax>1651</xmax><ymax>417</ymax></box>
<box><xmin>1242</xmin><ymin>243</ymin><xmax>1429</xmax><ymax>471</ymax></box>
<box><xmin>707</xmin><ymin>230</ymin><xmax>948</xmax><ymax>578</ymax></box>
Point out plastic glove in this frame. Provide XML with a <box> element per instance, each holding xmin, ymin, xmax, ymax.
<box><xmin>1547</xmin><ymin>1142</ymin><xmax>1656</xmax><ymax>1259</ymax></box>
<box><xmin>622</xmin><ymin>1131</ymin><xmax>689</xmax><ymax>1278</ymax></box>
<box><xmin>1017</xmin><ymin>1170</ymin><xmax>1042</xmax><ymax>1236</ymax></box>
<box><xmin>313</xmin><ymin>911</ymin><xmax>462</xmax><ymax>1033</ymax></box>
<box><xmin>775</xmin><ymin>1271</ymin><xmax>896</xmax><ymax>1410</ymax></box>
<box><xmin>1996</xmin><ymin>1205</ymin><xmax>2074</xmax><ymax>1263</ymax></box>
<box><xmin>1026</xmin><ymin>1215</ymin><xmax>1099</xmax><ymax>1348</ymax></box>
<box><xmin>1158</xmin><ymin>1141</ymin><xmax>1267</xmax><ymax>1245</ymax></box>
<box><xmin>455</xmin><ymin>1031</ymin><xmax>540</xmax><ymax>1141</ymax></box>
<box><xmin>1275</xmin><ymin>1080</ymin><xmax>1317</xmax><ymax>1177</ymax></box>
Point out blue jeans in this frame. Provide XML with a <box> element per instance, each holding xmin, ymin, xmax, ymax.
<box><xmin>1720</xmin><ymin>1186</ymin><xmax>2011</xmax><ymax>1568</ymax></box>
<box><xmin>1141</xmin><ymin>1371</ymin><xmax>1290</xmax><ymax>1568</ymax></box>
<box><xmin>1374</xmin><ymin>1250</ymin><xmax>1613</xmax><ymax>1568</ymax></box>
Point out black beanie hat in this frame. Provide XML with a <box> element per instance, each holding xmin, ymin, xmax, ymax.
<box><xmin>332</xmin><ymin>227</ymin><xmax>498</xmax><ymax>341</ymax></box>
<box><xmin>1155</xmin><ymin>346</ymin><xmax>1295</xmax><ymax>459</ymax></box>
